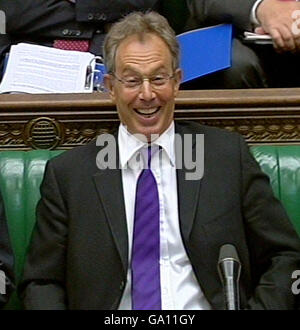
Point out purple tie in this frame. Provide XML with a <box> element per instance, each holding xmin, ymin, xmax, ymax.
<box><xmin>131</xmin><ymin>146</ymin><xmax>161</xmax><ymax>310</ymax></box>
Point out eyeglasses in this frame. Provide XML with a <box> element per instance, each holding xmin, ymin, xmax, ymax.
<box><xmin>111</xmin><ymin>72</ymin><xmax>175</xmax><ymax>90</ymax></box>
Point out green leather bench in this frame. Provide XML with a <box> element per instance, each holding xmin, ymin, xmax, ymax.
<box><xmin>0</xmin><ymin>146</ymin><xmax>300</xmax><ymax>309</ymax></box>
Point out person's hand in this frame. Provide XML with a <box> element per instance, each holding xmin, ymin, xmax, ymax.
<box><xmin>255</xmin><ymin>0</ymin><xmax>300</xmax><ymax>53</ymax></box>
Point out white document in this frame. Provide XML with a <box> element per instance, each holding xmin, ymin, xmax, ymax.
<box><xmin>243</xmin><ymin>31</ymin><xmax>273</xmax><ymax>44</ymax></box>
<box><xmin>0</xmin><ymin>43</ymin><xmax>95</xmax><ymax>94</ymax></box>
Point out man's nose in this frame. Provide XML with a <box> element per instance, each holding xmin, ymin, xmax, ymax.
<box><xmin>139</xmin><ymin>80</ymin><xmax>155</xmax><ymax>101</ymax></box>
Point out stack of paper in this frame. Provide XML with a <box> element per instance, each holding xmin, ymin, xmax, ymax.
<box><xmin>0</xmin><ymin>43</ymin><xmax>95</xmax><ymax>94</ymax></box>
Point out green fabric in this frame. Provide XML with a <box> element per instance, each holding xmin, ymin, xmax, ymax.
<box><xmin>0</xmin><ymin>145</ymin><xmax>299</xmax><ymax>309</ymax></box>
<box><xmin>0</xmin><ymin>150</ymin><xmax>64</xmax><ymax>309</ymax></box>
<box><xmin>251</xmin><ymin>146</ymin><xmax>300</xmax><ymax>236</ymax></box>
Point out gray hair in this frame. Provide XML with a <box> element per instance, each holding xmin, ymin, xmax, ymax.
<box><xmin>103</xmin><ymin>11</ymin><xmax>180</xmax><ymax>73</ymax></box>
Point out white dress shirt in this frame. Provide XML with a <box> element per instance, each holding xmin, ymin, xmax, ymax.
<box><xmin>117</xmin><ymin>122</ymin><xmax>211</xmax><ymax>310</ymax></box>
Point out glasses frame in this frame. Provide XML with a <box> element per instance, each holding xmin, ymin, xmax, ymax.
<box><xmin>110</xmin><ymin>71</ymin><xmax>176</xmax><ymax>90</ymax></box>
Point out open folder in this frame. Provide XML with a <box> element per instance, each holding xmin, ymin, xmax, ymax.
<box><xmin>177</xmin><ymin>24</ymin><xmax>233</xmax><ymax>83</ymax></box>
<box><xmin>0</xmin><ymin>24</ymin><xmax>233</xmax><ymax>94</ymax></box>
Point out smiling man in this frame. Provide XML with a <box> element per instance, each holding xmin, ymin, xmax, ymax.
<box><xmin>19</xmin><ymin>12</ymin><xmax>300</xmax><ymax>310</ymax></box>
<box><xmin>104</xmin><ymin>31</ymin><xmax>181</xmax><ymax>141</ymax></box>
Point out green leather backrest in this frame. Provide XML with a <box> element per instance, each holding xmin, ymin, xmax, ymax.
<box><xmin>251</xmin><ymin>146</ymin><xmax>300</xmax><ymax>236</ymax></box>
<box><xmin>0</xmin><ymin>145</ymin><xmax>299</xmax><ymax>309</ymax></box>
<box><xmin>0</xmin><ymin>150</ymin><xmax>64</xmax><ymax>309</ymax></box>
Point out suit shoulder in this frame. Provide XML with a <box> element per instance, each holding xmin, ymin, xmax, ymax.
<box><xmin>47</xmin><ymin>139</ymin><xmax>98</xmax><ymax>170</ymax></box>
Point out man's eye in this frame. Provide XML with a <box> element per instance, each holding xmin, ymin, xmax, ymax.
<box><xmin>125</xmin><ymin>77</ymin><xmax>140</xmax><ymax>85</ymax></box>
<box><xmin>151</xmin><ymin>76</ymin><xmax>166</xmax><ymax>85</ymax></box>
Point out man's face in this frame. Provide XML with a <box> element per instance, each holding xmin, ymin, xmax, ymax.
<box><xmin>105</xmin><ymin>33</ymin><xmax>182</xmax><ymax>141</ymax></box>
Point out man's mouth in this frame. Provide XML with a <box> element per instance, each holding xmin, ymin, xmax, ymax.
<box><xmin>134</xmin><ymin>107</ymin><xmax>160</xmax><ymax>117</ymax></box>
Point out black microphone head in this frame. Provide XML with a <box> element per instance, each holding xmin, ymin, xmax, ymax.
<box><xmin>218</xmin><ymin>244</ymin><xmax>242</xmax><ymax>310</ymax></box>
<box><xmin>218</xmin><ymin>244</ymin><xmax>240</xmax><ymax>264</ymax></box>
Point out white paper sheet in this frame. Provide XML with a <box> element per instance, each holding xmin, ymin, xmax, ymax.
<box><xmin>0</xmin><ymin>43</ymin><xmax>95</xmax><ymax>94</ymax></box>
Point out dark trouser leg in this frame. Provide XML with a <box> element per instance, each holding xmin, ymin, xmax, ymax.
<box><xmin>255</xmin><ymin>45</ymin><xmax>300</xmax><ymax>88</ymax></box>
<box><xmin>181</xmin><ymin>38</ymin><xmax>269</xmax><ymax>89</ymax></box>
<box><xmin>0</xmin><ymin>34</ymin><xmax>12</xmax><ymax>80</ymax></box>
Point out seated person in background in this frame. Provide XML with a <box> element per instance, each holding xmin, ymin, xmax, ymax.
<box><xmin>0</xmin><ymin>0</ymin><xmax>161</xmax><ymax>79</ymax></box>
<box><xmin>19</xmin><ymin>11</ymin><xmax>300</xmax><ymax>310</ymax></box>
<box><xmin>184</xmin><ymin>0</ymin><xmax>300</xmax><ymax>89</ymax></box>
<box><xmin>0</xmin><ymin>188</ymin><xmax>14</xmax><ymax>308</ymax></box>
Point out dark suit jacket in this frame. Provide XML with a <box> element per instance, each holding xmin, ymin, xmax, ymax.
<box><xmin>0</xmin><ymin>189</ymin><xmax>14</xmax><ymax>307</ymax></box>
<box><xmin>19</xmin><ymin>122</ymin><xmax>300</xmax><ymax>310</ymax></box>
<box><xmin>0</xmin><ymin>0</ymin><xmax>160</xmax><ymax>75</ymax></box>
<box><xmin>185</xmin><ymin>0</ymin><xmax>256</xmax><ymax>32</ymax></box>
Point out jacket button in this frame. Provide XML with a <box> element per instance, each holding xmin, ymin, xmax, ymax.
<box><xmin>62</xmin><ymin>29</ymin><xmax>69</xmax><ymax>36</ymax></box>
<box><xmin>87</xmin><ymin>13</ymin><xmax>94</xmax><ymax>20</ymax></box>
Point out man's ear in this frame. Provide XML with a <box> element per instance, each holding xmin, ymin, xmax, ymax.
<box><xmin>103</xmin><ymin>74</ymin><xmax>115</xmax><ymax>101</ymax></box>
<box><xmin>173</xmin><ymin>68</ymin><xmax>182</xmax><ymax>96</ymax></box>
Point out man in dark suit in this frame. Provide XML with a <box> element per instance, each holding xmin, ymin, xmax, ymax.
<box><xmin>19</xmin><ymin>11</ymin><xmax>300</xmax><ymax>310</ymax></box>
<box><xmin>184</xmin><ymin>0</ymin><xmax>300</xmax><ymax>89</ymax></box>
<box><xmin>0</xmin><ymin>0</ymin><xmax>160</xmax><ymax>78</ymax></box>
<box><xmin>0</xmin><ymin>188</ymin><xmax>14</xmax><ymax>308</ymax></box>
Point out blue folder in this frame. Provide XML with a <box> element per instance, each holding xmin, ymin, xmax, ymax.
<box><xmin>177</xmin><ymin>24</ymin><xmax>233</xmax><ymax>83</ymax></box>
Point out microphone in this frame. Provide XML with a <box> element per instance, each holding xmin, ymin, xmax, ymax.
<box><xmin>218</xmin><ymin>244</ymin><xmax>241</xmax><ymax>310</ymax></box>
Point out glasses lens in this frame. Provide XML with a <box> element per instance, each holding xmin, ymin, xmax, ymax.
<box><xmin>114</xmin><ymin>73</ymin><xmax>173</xmax><ymax>89</ymax></box>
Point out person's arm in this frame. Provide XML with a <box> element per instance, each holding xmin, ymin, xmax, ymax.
<box><xmin>75</xmin><ymin>0</ymin><xmax>160</xmax><ymax>23</ymax></box>
<box><xmin>0</xmin><ymin>189</ymin><xmax>14</xmax><ymax>308</ymax></box>
<box><xmin>0</xmin><ymin>0</ymin><xmax>73</xmax><ymax>33</ymax></box>
<box><xmin>255</xmin><ymin>0</ymin><xmax>300</xmax><ymax>53</ymax></box>
<box><xmin>186</xmin><ymin>0</ymin><xmax>256</xmax><ymax>31</ymax></box>
<box><xmin>239</xmin><ymin>138</ymin><xmax>300</xmax><ymax>309</ymax></box>
<box><xmin>0</xmin><ymin>0</ymin><xmax>94</xmax><ymax>38</ymax></box>
<box><xmin>19</xmin><ymin>161</ymin><xmax>68</xmax><ymax>310</ymax></box>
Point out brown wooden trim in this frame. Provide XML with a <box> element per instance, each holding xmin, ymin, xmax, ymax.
<box><xmin>1</xmin><ymin>88</ymin><xmax>300</xmax><ymax>150</ymax></box>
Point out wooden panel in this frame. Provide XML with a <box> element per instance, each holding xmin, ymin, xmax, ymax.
<box><xmin>0</xmin><ymin>88</ymin><xmax>300</xmax><ymax>150</ymax></box>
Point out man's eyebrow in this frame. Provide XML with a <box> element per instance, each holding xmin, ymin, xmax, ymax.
<box><xmin>121</xmin><ymin>66</ymin><xmax>169</xmax><ymax>75</ymax></box>
<box><xmin>121</xmin><ymin>68</ymin><xmax>140</xmax><ymax>75</ymax></box>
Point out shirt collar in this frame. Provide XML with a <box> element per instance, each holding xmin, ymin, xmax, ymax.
<box><xmin>118</xmin><ymin>121</ymin><xmax>176</xmax><ymax>169</ymax></box>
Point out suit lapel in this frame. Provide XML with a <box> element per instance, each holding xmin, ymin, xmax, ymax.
<box><xmin>92</xmin><ymin>131</ymin><xmax>128</xmax><ymax>275</ymax></box>
<box><xmin>176</xmin><ymin>123</ymin><xmax>223</xmax><ymax>309</ymax></box>
<box><xmin>175</xmin><ymin>123</ymin><xmax>203</xmax><ymax>244</ymax></box>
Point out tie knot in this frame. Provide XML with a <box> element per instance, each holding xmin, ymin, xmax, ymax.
<box><xmin>140</xmin><ymin>145</ymin><xmax>158</xmax><ymax>169</ymax></box>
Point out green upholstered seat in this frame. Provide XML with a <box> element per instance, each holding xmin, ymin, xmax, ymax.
<box><xmin>0</xmin><ymin>150</ymin><xmax>64</xmax><ymax>309</ymax></box>
<box><xmin>251</xmin><ymin>146</ymin><xmax>300</xmax><ymax>236</ymax></box>
<box><xmin>0</xmin><ymin>145</ymin><xmax>299</xmax><ymax>309</ymax></box>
